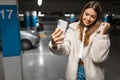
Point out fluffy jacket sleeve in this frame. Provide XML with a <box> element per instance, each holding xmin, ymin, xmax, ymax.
<box><xmin>90</xmin><ymin>33</ymin><xmax>110</xmax><ymax>63</ymax></box>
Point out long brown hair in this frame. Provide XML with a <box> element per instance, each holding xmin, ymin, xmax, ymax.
<box><xmin>78</xmin><ymin>1</ymin><xmax>103</xmax><ymax>47</ymax></box>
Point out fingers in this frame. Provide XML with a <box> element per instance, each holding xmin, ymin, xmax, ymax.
<box><xmin>102</xmin><ymin>22</ymin><xmax>110</xmax><ymax>31</ymax></box>
<box><xmin>52</xmin><ymin>28</ymin><xmax>63</xmax><ymax>39</ymax></box>
<box><xmin>54</xmin><ymin>36</ymin><xmax>65</xmax><ymax>44</ymax></box>
<box><xmin>51</xmin><ymin>28</ymin><xmax>65</xmax><ymax>44</ymax></box>
<box><xmin>105</xmin><ymin>22</ymin><xmax>110</xmax><ymax>29</ymax></box>
<box><xmin>100</xmin><ymin>22</ymin><xmax>110</xmax><ymax>34</ymax></box>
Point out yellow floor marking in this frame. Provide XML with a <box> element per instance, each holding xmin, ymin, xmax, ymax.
<box><xmin>39</xmin><ymin>33</ymin><xmax>46</xmax><ymax>38</ymax></box>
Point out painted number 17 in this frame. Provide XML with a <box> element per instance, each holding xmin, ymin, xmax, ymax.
<box><xmin>0</xmin><ymin>9</ymin><xmax>13</xmax><ymax>19</ymax></box>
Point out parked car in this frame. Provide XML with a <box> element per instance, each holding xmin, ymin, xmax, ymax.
<box><xmin>20</xmin><ymin>28</ymin><xmax>40</xmax><ymax>50</ymax></box>
<box><xmin>0</xmin><ymin>27</ymin><xmax>40</xmax><ymax>51</ymax></box>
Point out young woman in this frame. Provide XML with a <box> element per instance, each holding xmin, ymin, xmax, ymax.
<box><xmin>49</xmin><ymin>1</ymin><xmax>110</xmax><ymax>80</ymax></box>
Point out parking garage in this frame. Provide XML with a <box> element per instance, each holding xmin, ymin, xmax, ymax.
<box><xmin>0</xmin><ymin>0</ymin><xmax>120</xmax><ymax>80</ymax></box>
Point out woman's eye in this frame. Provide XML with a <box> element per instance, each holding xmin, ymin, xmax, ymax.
<box><xmin>91</xmin><ymin>16</ymin><xmax>96</xmax><ymax>19</ymax></box>
<box><xmin>85</xmin><ymin>13</ymin><xmax>89</xmax><ymax>16</ymax></box>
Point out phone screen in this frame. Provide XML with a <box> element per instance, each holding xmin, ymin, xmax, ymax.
<box><xmin>57</xmin><ymin>19</ymin><xmax>68</xmax><ymax>34</ymax></box>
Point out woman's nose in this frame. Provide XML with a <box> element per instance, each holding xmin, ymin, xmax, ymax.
<box><xmin>86</xmin><ymin>16</ymin><xmax>91</xmax><ymax>20</ymax></box>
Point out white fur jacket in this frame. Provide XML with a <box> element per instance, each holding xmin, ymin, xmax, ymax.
<box><xmin>49</xmin><ymin>21</ymin><xmax>110</xmax><ymax>80</ymax></box>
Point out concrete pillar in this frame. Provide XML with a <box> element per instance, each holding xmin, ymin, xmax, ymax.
<box><xmin>0</xmin><ymin>0</ymin><xmax>23</xmax><ymax>80</ymax></box>
<box><xmin>30</xmin><ymin>11</ymin><xmax>37</xmax><ymax>30</ymax></box>
<box><xmin>24</xmin><ymin>11</ymin><xmax>30</xmax><ymax>29</ymax></box>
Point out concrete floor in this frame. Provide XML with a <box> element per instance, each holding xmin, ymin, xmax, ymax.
<box><xmin>105</xmin><ymin>30</ymin><xmax>120</xmax><ymax>80</ymax></box>
<box><xmin>0</xmin><ymin>24</ymin><xmax>120</xmax><ymax>80</ymax></box>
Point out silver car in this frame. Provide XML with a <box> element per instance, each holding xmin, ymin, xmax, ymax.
<box><xmin>0</xmin><ymin>28</ymin><xmax>40</xmax><ymax>51</ymax></box>
<box><xmin>20</xmin><ymin>28</ymin><xmax>40</xmax><ymax>50</ymax></box>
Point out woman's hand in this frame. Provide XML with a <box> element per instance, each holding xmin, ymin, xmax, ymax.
<box><xmin>99</xmin><ymin>22</ymin><xmax>110</xmax><ymax>35</ymax></box>
<box><xmin>51</xmin><ymin>28</ymin><xmax>65</xmax><ymax>46</ymax></box>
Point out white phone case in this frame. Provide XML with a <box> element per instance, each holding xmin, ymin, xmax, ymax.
<box><xmin>57</xmin><ymin>19</ymin><xmax>68</xmax><ymax>34</ymax></box>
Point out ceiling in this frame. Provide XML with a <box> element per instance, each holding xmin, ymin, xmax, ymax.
<box><xmin>18</xmin><ymin>0</ymin><xmax>120</xmax><ymax>14</ymax></box>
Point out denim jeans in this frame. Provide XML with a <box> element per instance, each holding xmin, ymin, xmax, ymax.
<box><xmin>77</xmin><ymin>65</ymin><xmax>85</xmax><ymax>80</ymax></box>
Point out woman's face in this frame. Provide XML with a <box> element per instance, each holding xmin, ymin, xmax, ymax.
<box><xmin>82</xmin><ymin>8</ymin><xmax>97</xmax><ymax>27</ymax></box>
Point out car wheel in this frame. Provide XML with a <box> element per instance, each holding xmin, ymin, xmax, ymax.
<box><xmin>22</xmin><ymin>39</ymin><xmax>32</xmax><ymax>50</ymax></box>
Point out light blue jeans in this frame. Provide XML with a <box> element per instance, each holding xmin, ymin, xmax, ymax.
<box><xmin>77</xmin><ymin>65</ymin><xmax>85</xmax><ymax>80</ymax></box>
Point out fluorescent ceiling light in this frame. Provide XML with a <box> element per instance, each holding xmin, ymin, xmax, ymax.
<box><xmin>38</xmin><ymin>11</ymin><xmax>45</xmax><ymax>16</ymax></box>
<box><xmin>64</xmin><ymin>14</ymin><xmax>70</xmax><ymax>17</ymax></box>
<box><xmin>38</xmin><ymin>0</ymin><xmax>42</xmax><ymax>6</ymax></box>
<box><xmin>19</xmin><ymin>14</ymin><xmax>24</xmax><ymax>16</ymax></box>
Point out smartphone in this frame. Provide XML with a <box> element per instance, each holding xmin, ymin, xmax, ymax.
<box><xmin>57</xmin><ymin>19</ymin><xmax>68</xmax><ymax>34</ymax></box>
